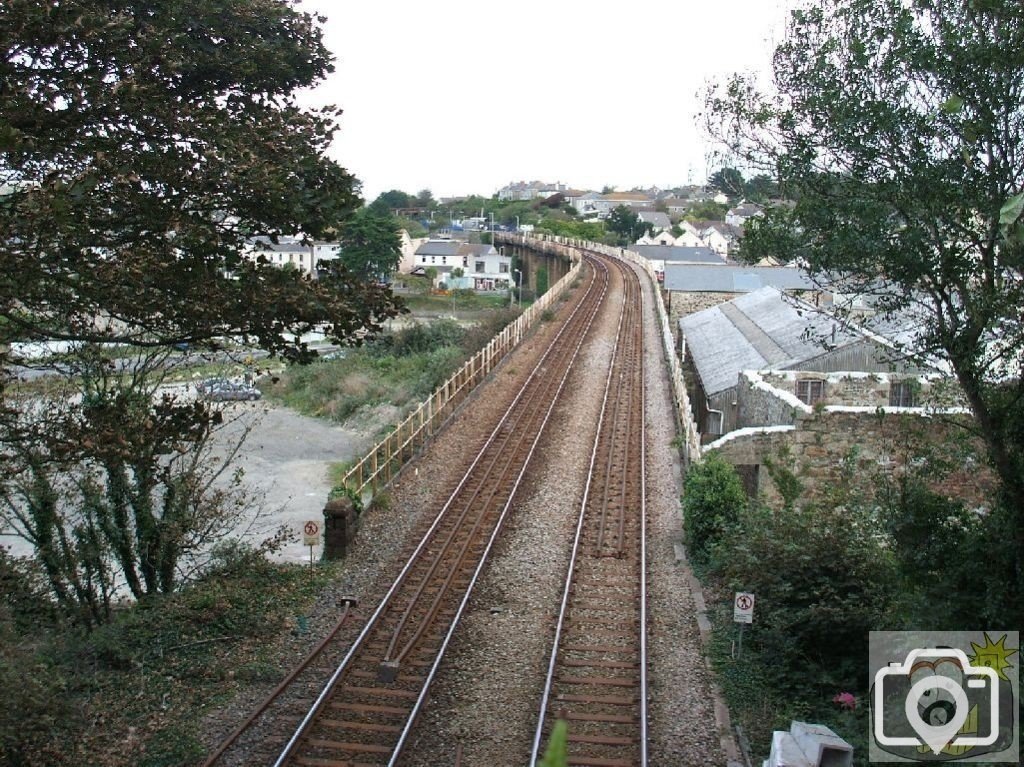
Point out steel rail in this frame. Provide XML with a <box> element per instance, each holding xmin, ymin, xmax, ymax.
<box><xmin>386</xmin><ymin>255</ymin><xmax>613</xmax><ymax>766</ymax></box>
<box><xmin>199</xmin><ymin>600</ymin><xmax>355</xmax><ymax>767</ymax></box>
<box><xmin>530</xmin><ymin>253</ymin><xmax>649</xmax><ymax>766</ymax></box>
<box><xmin>271</xmin><ymin>257</ymin><xmax>607</xmax><ymax>767</ymax></box>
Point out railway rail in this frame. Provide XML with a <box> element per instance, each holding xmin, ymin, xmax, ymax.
<box><xmin>203</xmin><ymin>254</ymin><xmax>615</xmax><ymax>767</ymax></box>
<box><xmin>531</xmin><ymin>255</ymin><xmax>648</xmax><ymax>767</ymax></box>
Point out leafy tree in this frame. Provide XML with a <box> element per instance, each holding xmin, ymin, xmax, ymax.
<box><xmin>0</xmin><ymin>0</ymin><xmax>401</xmax><ymax>624</ymax></box>
<box><xmin>684</xmin><ymin>200</ymin><xmax>729</xmax><ymax>221</ymax></box>
<box><xmin>414</xmin><ymin>188</ymin><xmax>435</xmax><ymax>209</ymax></box>
<box><xmin>708</xmin><ymin>166</ymin><xmax>745</xmax><ymax>198</ymax></box>
<box><xmin>368</xmin><ymin>189</ymin><xmax>414</xmax><ymax>215</ymax></box>
<box><xmin>331</xmin><ymin>208</ymin><xmax>402</xmax><ymax>282</ymax></box>
<box><xmin>706</xmin><ymin>0</ymin><xmax>1024</xmax><ymax>577</ymax></box>
<box><xmin>605</xmin><ymin>205</ymin><xmax>650</xmax><ymax>243</ymax></box>
<box><xmin>682</xmin><ymin>453</ymin><xmax>748</xmax><ymax>560</ymax></box>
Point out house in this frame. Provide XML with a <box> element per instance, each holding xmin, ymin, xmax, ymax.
<box><xmin>630</xmin><ymin>245</ymin><xmax>725</xmax><ymax>265</ymax></box>
<box><xmin>594</xmin><ymin>192</ymin><xmax>655</xmax><ymax>218</ymax></box>
<box><xmin>245</xmin><ymin>236</ymin><xmax>339</xmax><ymax>277</ymax></box>
<box><xmin>496</xmin><ymin>180</ymin><xmax>567</xmax><ymax>201</ymax></box>
<box><xmin>571</xmin><ymin>191</ymin><xmax>603</xmax><ymax>218</ymax></box>
<box><xmin>636</xmin><ymin>230</ymin><xmax>676</xmax><ymax>246</ymax></box>
<box><xmin>638</xmin><ymin>211</ymin><xmax>671</xmax><ymax>232</ymax></box>
<box><xmin>662</xmin><ymin>197</ymin><xmax>689</xmax><ymax>215</ymax></box>
<box><xmin>725</xmin><ymin>201</ymin><xmax>765</xmax><ymax>228</ymax></box>
<box><xmin>678</xmin><ymin>286</ymin><xmax>922</xmax><ymax>438</ymax></box>
<box><xmin>674</xmin><ymin>229</ymin><xmax>705</xmax><ymax>248</ymax></box>
<box><xmin>411</xmin><ymin>240</ymin><xmax>512</xmax><ymax>291</ymax></box>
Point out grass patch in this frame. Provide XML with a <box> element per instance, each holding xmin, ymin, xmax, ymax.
<box><xmin>1</xmin><ymin>544</ymin><xmax>340</xmax><ymax>767</ymax></box>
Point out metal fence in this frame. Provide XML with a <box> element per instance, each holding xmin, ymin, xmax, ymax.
<box><xmin>340</xmin><ymin>244</ymin><xmax>582</xmax><ymax>497</ymax></box>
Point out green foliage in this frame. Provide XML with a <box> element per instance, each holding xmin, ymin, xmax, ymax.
<box><xmin>1</xmin><ymin>540</ymin><xmax>333</xmax><ymax>764</ymax></box>
<box><xmin>328</xmin><ymin>208</ymin><xmax>403</xmax><ymax>282</ymax></box>
<box><xmin>537</xmin><ymin>719</ymin><xmax>569</xmax><ymax>767</ymax></box>
<box><xmin>605</xmin><ymin>205</ymin><xmax>651</xmax><ymax>243</ymax></box>
<box><xmin>535</xmin><ymin>218</ymin><xmax>606</xmax><ymax>241</ymax></box>
<box><xmin>535</xmin><ymin>267</ymin><xmax>549</xmax><ymax>297</ymax></box>
<box><xmin>706</xmin><ymin>0</ymin><xmax>1024</xmax><ymax>569</ymax></box>
<box><xmin>684</xmin><ymin>200</ymin><xmax>729</xmax><ymax>221</ymax></box>
<box><xmin>682</xmin><ymin>453</ymin><xmax>748</xmax><ymax>560</ymax></box>
<box><xmin>711</xmin><ymin>500</ymin><xmax>898</xmax><ymax>692</ymax></box>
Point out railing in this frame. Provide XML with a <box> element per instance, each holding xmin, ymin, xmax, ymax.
<box><xmin>341</xmin><ymin>244</ymin><xmax>582</xmax><ymax>498</ymax></box>
<box><xmin>500</xmin><ymin>233</ymin><xmax>701</xmax><ymax>465</ymax></box>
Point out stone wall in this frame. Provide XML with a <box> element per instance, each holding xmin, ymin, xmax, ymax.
<box><xmin>755</xmin><ymin>370</ymin><xmax>959</xmax><ymax>410</ymax></box>
<box><xmin>709</xmin><ymin>408</ymin><xmax>995</xmax><ymax>511</ymax></box>
<box><xmin>668</xmin><ymin>291</ymin><xmax>735</xmax><ymax>347</ymax></box>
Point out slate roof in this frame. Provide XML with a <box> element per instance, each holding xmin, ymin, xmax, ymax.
<box><xmin>664</xmin><ymin>263</ymin><xmax>815</xmax><ymax>292</ymax></box>
<box><xmin>629</xmin><ymin>245</ymin><xmax>723</xmax><ymax>264</ymax></box>
<box><xmin>638</xmin><ymin>211</ymin><xmax>671</xmax><ymax>229</ymax></box>
<box><xmin>415</xmin><ymin>240</ymin><xmax>464</xmax><ymax>257</ymax></box>
<box><xmin>248</xmin><ymin>236</ymin><xmax>309</xmax><ymax>254</ymax></box>
<box><xmin>679</xmin><ymin>287</ymin><xmax>867</xmax><ymax>395</ymax></box>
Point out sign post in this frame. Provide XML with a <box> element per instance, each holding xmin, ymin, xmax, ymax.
<box><xmin>303</xmin><ymin>520</ymin><xmax>320</xmax><ymax>577</ymax></box>
<box><xmin>733</xmin><ymin>592</ymin><xmax>755</xmax><ymax>658</ymax></box>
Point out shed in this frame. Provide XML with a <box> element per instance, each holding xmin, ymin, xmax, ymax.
<box><xmin>679</xmin><ymin>287</ymin><xmax>915</xmax><ymax>437</ymax></box>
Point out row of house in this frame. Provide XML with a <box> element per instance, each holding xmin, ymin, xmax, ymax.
<box><xmin>408</xmin><ymin>240</ymin><xmax>512</xmax><ymax>291</ymax></box>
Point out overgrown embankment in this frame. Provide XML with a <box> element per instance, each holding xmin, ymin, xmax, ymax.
<box><xmin>262</xmin><ymin>309</ymin><xmax>520</xmax><ymax>428</ymax></box>
<box><xmin>682</xmin><ymin>446</ymin><xmax>1017</xmax><ymax>765</ymax></box>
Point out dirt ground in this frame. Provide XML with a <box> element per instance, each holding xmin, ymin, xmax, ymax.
<box><xmin>208</xmin><ymin>401</ymin><xmax>372</xmax><ymax>564</ymax></box>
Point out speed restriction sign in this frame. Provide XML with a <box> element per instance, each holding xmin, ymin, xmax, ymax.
<box><xmin>302</xmin><ymin>520</ymin><xmax>320</xmax><ymax>546</ymax></box>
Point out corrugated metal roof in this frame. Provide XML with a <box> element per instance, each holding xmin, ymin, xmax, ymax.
<box><xmin>664</xmin><ymin>263</ymin><xmax>815</xmax><ymax>292</ymax></box>
<box><xmin>679</xmin><ymin>287</ymin><xmax>866</xmax><ymax>395</ymax></box>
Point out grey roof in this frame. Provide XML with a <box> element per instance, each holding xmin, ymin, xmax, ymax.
<box><xmin>629</xmin><ymin>245</ymin><xmax>723</xmax><ymax>264</ymax></box>
<box><xmin>248</xmin><ymin>236</ymin><xmax>309</xmax><ymax>254</ymax></box>
<box><xmin>664</xmin><ymin>263</ymin><xmax>815</xmax><ymax>292</ymax></box>
<box><xmin>415</xmin><ymin>240</ymin><xmax>464</xmax><ymax>257</ymax></box>
<box><xmin>638</xmin><ymin>211</ymin><xmax>671</xmax><ymax>229</ymax></box>
<box><xmin>679</xmin><ymin>287</ymin><xmax>867</xmax><ymax>395</ymax></box>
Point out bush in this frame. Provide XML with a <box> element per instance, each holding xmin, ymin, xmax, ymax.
<box><xmin>711</xmin><ymin>500</ymin><xmax>897</xmax><ymax>693</ymax></box>
<box><xmin>682</xmin><ymin>452</ymin><xmax>748</xmax><ymax>560</ymax></box>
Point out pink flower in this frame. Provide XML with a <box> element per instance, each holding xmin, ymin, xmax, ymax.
<box><xmin>832</xmin><ymin>692</ymin><xmax>857</xmax><ymax>711</ymax></box>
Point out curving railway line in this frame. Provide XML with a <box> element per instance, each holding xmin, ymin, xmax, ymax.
<box><xmin>531</xmin><ymin>255</ymin><xmax>648</xmax><ymax>767</ymax></box>
<box><xmin>202</xmin><ymin>248</ymin><xmax>651</xmax><ymax>767</ymax></box>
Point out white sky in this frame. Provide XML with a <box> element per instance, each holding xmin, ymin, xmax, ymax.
<box><xmin>296</xmin><ymin>0</ymin><xmax>793</xmax><ymax>202</ymax></box>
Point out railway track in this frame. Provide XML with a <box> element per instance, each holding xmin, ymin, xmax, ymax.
<box><xmin>203</xmin><ymin>255</ymin><xmax>614</xmax><ymax>767</ymax></box>
<box><xmin>531</xmin><ymin>255</ymin><xmax>648</xmax><ymax>767</ymax></box>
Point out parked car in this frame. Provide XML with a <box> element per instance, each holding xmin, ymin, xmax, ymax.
<box><xmin>200</xmin><ymin>380</ymin><xmax>261</xmax><ymax>402</ymax></box>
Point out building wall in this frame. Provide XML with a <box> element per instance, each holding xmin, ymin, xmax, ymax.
<box><xmin>708</xmin><ymin>408</ymin><xmax>994</xmax><ymax>511</ymax></box>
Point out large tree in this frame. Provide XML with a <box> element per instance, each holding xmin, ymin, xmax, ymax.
<box><xmin>0</xmin><ymin>0</ymin><xmax>400</xmax><ymax>361</ymax></box>
<box><xmin>0</xmin><ymin>0</ymin><xmax>402</xmax><ymax>622</ymax></box>
<box><xmin>706</xmin><ymin>0</ymin><xmax>1024</xmax><ymax>585</ymax></box>
<box><xmin>331</xmin><ymin>208</ymin><xmax>402</xmax><ymax>282</ymax></box>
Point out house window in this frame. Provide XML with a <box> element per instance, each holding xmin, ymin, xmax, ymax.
<box><xmin>796</xmin><ymin>379</ymin><xmax>825</xmax><ymax>406</ymax></box>
<box><xmin>475</xmin><ymin>261</ymin><xmax>485</xmax><ymax>272</ymax></box>
<box><xmin>431</xmin><ymin>256</ymin><xmax>436</xmax><ymax>264</ymax></box>
<box><xmin>463</xmin><ymin>257</ymin><xmax>468</xmax><ymax>267</ymax></box>
<box><xmin>499</xmin><ymin>263</ymin><xmax>509</xmax><ymax>273</ymax></box>
<box><xmin>889</xmin><ymin>381</ymin><xmax>916</xmax><ymax>407</ymax></box>
<box><xmin>441</xmin><ymin>256</ymin><xmax>447</xmax><ymax>264</ymax></box>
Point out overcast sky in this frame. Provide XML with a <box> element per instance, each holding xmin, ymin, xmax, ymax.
<box><xmin>296</xmin><ymin>0</ymin><xmax>794</xmax><ymax>202</ymax></box>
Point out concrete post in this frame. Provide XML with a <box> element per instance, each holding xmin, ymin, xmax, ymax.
<box><xmin>323</xmin><ymin>496</ymin><xmax>358</xmax><ymax>560</ymax></box>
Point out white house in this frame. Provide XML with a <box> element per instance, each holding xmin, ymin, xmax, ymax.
<box><xmin>245</xmin><ymin>236</ymin><xmax>341</xmax><ymax>276</ymax></box>
<box><xmin>726</xmin><ymin>202</ymin><xmax>765</xmax><ymax>228</ymax></box>
<box><xmin>638</xmin><ymin>211</ymin><xmax>671</xmax><ymax>232</ymax></box>
<box><xmin>674</xmin><ymin>229</ymin><xmax>705</xmax><ymax>248</ymax></box>
<box><xmin>412</xmin><ymin>241</ymin><xmax>512</xmax><ymax>291</ymax></box>
<box><xmin>636</xmin><ymin>230</ymin><xmax>676</xmax><ymax>246</ymax></box>
<box><xmin>699</xmin><ymin>226</ymin><xmax>730</xmax><ymax>257</ymax></box>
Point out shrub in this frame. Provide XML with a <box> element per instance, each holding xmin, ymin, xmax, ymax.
<box><xmin>711</xmin><ymin>500</ymin><xmax>898</xmax><ymax>693</ymax></box>
<box><xmin>682</xmin><ymin>452</ymin><xmax>748</xmax><ymax>560</ymax></box>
